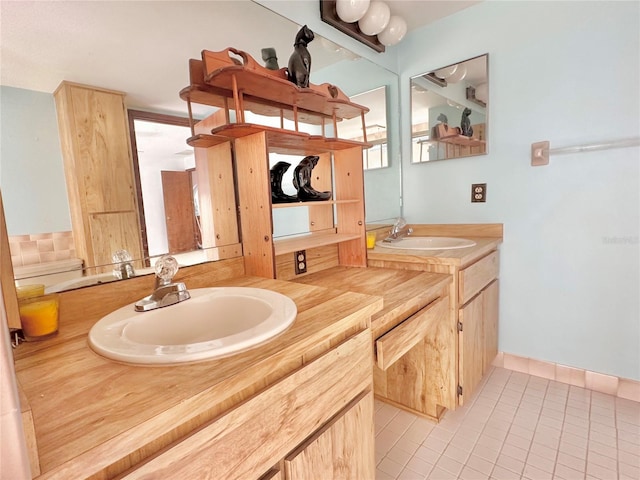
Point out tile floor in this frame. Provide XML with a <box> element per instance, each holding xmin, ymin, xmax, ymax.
<box><xmin>375</xmin><ymin>367</ymin><xmax>640</xmax><ymax>480</ymax></box>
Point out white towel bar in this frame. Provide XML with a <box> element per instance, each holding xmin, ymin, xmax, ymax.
<box><xmin>531</xmin><ymin>137</ymin><xmax>640</xmax><ymax>166</ymax></box>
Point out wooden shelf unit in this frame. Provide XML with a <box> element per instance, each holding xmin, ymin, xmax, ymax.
<box><xmin>180</xmin><ymin>50</ymin><xmax>369</xmax><ymax>135</ymax></box>
<box><xmin>181</xmin><ymin>48</ymin><xmax>370</xmax><ymax>279</ymax></box>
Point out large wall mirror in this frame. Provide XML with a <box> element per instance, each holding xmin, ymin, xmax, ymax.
<box><xmin>410</xmin><ymin>54</ymin><xmax>488</xmax><ymax>163</ymax></box>
<box><xmin>1</xmin><ymin>1</ymin><xmax>401</xmax><ymax>293</ymax></box>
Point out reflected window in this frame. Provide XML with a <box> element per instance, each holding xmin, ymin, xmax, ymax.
<box><xmin>340</xmin><ymin>86</ymin><xmax>390</xmax><ymax>171</ymax></box>
<box><xmin>363</xmin><ymin>143</ymin><xmax>389</xmax><ymax>170</ymax></box>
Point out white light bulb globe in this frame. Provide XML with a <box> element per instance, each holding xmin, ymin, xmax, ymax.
<box><xmin>446</xmin><ymin>64</ymin><xmax>467</xmax><ymax>83</ymax></box>
<box><xmin>377</xmin><ymin>15</ymin><xmax>407</xmax><ymax>46</ymax></box>
<box><xmin>336</xmin><ymin>0</ymin><xmax>370</xmax><ymax>23</ymax></box>
<box><xmin>434</xmin><ymin>65</ymin><xmax>457</xmax><ymax>79</ymax></box>
<box><xmin>358</xmin><ymin>1</ymin><xmax>390</xmax><ymax>36</ymax></box>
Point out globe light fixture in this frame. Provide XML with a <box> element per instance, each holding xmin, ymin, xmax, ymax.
<box><xmin>320</xmin><ymin>0</ymin><xmax>407</xmax><ymax>52</ymax></box>
<box><xmin>358</xmin><ymin>1</ymin><xmax>391</xmax><ymax>36</ymax></box>
<box><xmin>377</xmin><ymin>15</ymin><xmax>407</xmax><ymax>46</ymax></box>
<box><xmin>336</xmin><ymin>0</ymin><xmax>370</xmax><ymax>23</ymax></box>
<box><xmin>446</xmin><ymin>64</ymin><xmax>467</xmax><ymax>83</ymax></box>
<box><xmin>434</xmin><ymin>65</ymin><xmax>458</xmax><ymax>79</ymax></box>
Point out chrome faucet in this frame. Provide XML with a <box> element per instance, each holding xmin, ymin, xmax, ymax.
<box><xmin>134</xmin><ymin>255</ymin><xmax>190</xmax><ymax>312</ymax></box>
<box><xmin>383</xmin><ymin>217</ymin><xmax>414</xmax><ymax>243</ymax></box>
<box><xmin>112</xmin><ymin>249</ymin><xmax>136</xmax><ymax>279</ymax></box>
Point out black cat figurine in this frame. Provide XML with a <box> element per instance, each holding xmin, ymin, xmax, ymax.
<box><xmin>293</xmin><ymin>156</ymin><xmax>331</xmax><ymax>202</ymax></box>
<box><xmin>287</xmin><ymin>25</ymin><xmax>314</xmax><ymax>88</ymax></box>
<box><xmin>460</xmin><ymin>107</ymin><xmax>474</xmax><ymax>137</ymax></box>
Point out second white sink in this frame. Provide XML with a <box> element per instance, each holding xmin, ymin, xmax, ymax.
<box><xmin>377</xmin><ymin>236</ymin><xmax>476</xmax><ymax>250</ymax></box>
<box><xmin>88</xmin><ymin>287</ymin><xmax>297</xmax><ymax>365</ymax></box>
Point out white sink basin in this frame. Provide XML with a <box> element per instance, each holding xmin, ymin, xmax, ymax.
<box><xmin>377</xmin><ymin>236</ymin><xmax>476</xmax><ymax>251</ymax></box>
<box><xmin>88</xmin><ymin>287</ymin><xmax>297</xmax><ymax>365</ymax></box>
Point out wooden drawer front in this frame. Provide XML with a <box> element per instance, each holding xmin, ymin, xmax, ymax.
<box><xmin>459</xmin><ymin>251</ymin><xmax>499</xmax><ymax>305</ymax></box>
<box><xmin>122</xmin><ymin>330</ymin><xmax>372</xmax><ymax>480</ymax></box>
<box><xmin>375</xmin><ymin>296</ymin><xmax>448</xmax><ymax>370</ymax></box>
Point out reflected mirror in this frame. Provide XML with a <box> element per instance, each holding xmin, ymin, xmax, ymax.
<box><xmin>1</xmin><ymin>1</ymin><xmax>402</xmax><ymax>293</ymax></box>
<box><xmin>128</xmin><ymin>111</ymin><xmax>200</xmax><ymax>263</ymax></box>
<box><xmin>410</xmin><ymin>54</ymin><xmax>488</xmax><ymax>163</ymax></box>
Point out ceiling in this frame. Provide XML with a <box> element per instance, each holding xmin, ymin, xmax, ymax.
<box><xmin>0</xmin><ymin>1</ymin><xmax>480</xmax><ymax>117</ymax></box>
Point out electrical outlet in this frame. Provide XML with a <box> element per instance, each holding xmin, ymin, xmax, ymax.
<box><xmin>471</xmin><ymin>183</ymin><xmax>487</xmax><ymax>203</ymax></box>
<box><xmin>294</xmin><ymin>250</ymin><xmax>307</xmax><ymax>275</ymax></box>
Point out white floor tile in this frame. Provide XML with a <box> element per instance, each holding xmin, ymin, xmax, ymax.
<box><xmin>374</xmin><ymin>367</ymin><xmax>639</xmax><ymax>480</ymax></box>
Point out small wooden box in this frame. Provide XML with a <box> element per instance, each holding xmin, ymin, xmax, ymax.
<box><xmin>433</xmin><ymin>123</ymin><xmax>461</xmax><ymax>139</ymax></box>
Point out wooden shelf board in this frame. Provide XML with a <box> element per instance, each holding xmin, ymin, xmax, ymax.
<box><xmin>186</xmin><ymin>134</ymin><xmax>231</xmax><ymax>148</ymax></box>
<box><xmin>438</xmin><ymin>135</ymin><xmax>486</xmax><ymax>147</ymax></box>
<box><xmin>205</xmin><ymin>124</ymin><xmax>369</xmax><ymax>154</ymax></box>
<box><xmin>180</xmin><ymin>85</ymin><xmax>331</xmax><ymax>126</ymax></box>
<box><xmin>204</xmin><ymin>67</ymin><xmax>367</xmax><ymax>121</ymax></box>
<box><xmin>272</xmin><ymin>199</ymin><xmax>359</xmax><ymax>209</ymax></box>
<box><xmin>274</xmin><ymin>232</ymin><xmax>361</xmax><ymax>255</ymax></box>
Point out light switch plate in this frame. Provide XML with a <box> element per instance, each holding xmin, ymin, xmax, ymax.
<box><xmin>471</xmin><ymin>183</ymin><xmax>487</xmax><ymax>203</ymax></box>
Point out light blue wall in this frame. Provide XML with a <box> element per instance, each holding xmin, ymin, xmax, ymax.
<box><xmin>0</xmin><ymin>86</ymin><xmax>70</xmax><ymax>235</ymax></box>
<box><xmin>398</xmin><ymin>1</ymin><xmax>639</xmax><ymax>380</ymax></box>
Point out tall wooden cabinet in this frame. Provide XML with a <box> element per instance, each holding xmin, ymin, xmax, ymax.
<box><xmin>180</xmin><ymin>49</ymin><xmax>370</xmax><ymax>279</ymax></box>
<box><xmin>54</xmin><ymin>82</ymin><xmax>143</xmax><ymax>270</ymax></box>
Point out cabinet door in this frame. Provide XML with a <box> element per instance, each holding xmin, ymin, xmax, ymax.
<box><xmin>459</xmin><ymin>293</ymin><xmax>484</xmax><ymax>406</ymax></box>
<box><xmin>483</xmin><ymin>280</ymin><xmax>499</xmax><ymax>371</ymax></box>
<box><xmin>284</xmin><ymin>391</ymin><xmax>374</xmax><ymax>480</ymax></box>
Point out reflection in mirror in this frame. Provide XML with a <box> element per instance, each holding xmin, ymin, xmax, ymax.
<box><xmin>410</xmin><ymin>54</ymin><xmax>488</xmax><ymax>163</ymax></box>
<box><xmin>128</xmin><ymin>111</ymin><xmax>198</xmax><ymax>263</ymax></box>
<box><xmin>340</xmin><ymin>87</ymin><xmax>389</xmax><ymax>170</ymax></box>
<box><xmin>2</xmin><ymin>4</ymin><xmax>402</xmax><ymax>293</ymax></box>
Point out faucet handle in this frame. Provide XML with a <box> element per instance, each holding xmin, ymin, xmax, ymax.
<box><xmin>112</xmin><ymin>249</ymin><xmax>135</xmax><ymax>279</ymax></box>
<box><xmin>155</xmin><ymin>255</ymin><xmax>179</xmax><ymax>284</ymax></box>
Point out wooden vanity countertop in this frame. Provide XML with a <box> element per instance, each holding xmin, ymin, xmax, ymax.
<box><xmin>292</xmin><ymin>266</ymin><xmax>451</xmax><ymax>339</ymax></box>
<box><xmin>367</xmin><ymin>237</ymin><xmax>502</xmax><ymax>269</ymax></box>
<box><xmin>13</xmin><ymin>275</ymin><xmax>383</xmax><ymax>479</ymax></box>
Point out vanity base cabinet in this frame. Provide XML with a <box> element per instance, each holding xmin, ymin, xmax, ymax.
<box><xmin>121</xmin><ymin>330</ymin><xmax>374</xmax><ymax>479</ymax></box>
<box><xmin>369</xmin><ymin>246</ymin><xmax>500</xmax><ymax>410</ymax></box>
<box><xmin>373</xmin><ymin>295</ymin><xmax>456</xmax><ymax>421</ymax></box>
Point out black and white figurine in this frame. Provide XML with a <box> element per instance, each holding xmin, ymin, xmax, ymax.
<box><xmin>270</xmin><ymin>161</ymin><xmax>298</xmax><ymax>203</ymax></box>
<box><xmin>293</xmin><ymin>156</ymin><xmax>331</xmax><ymax>202</ymax></box>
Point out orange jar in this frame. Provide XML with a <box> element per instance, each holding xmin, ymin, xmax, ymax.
<box><xmin>18</xmin><ymin>290</ymin><xmax>59</xmax><ymax>341</ymax></box>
